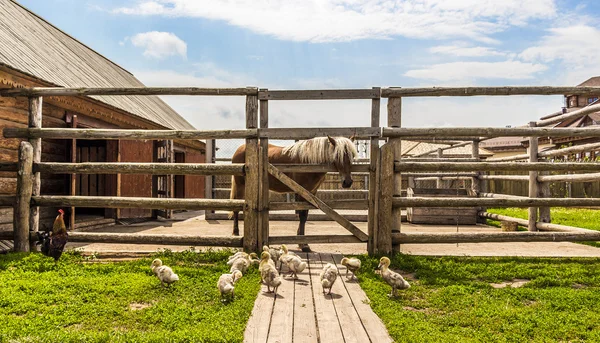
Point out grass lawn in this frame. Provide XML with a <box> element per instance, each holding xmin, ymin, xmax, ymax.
<box><xmin>487</xmin><ymin>207</ymin><xmax>600</xmax><ymax>246</ymax></box>
<box><xmin>357</xmin><ymin>254</ymin><xmax>600</xmax><ymax>342</ymax></box>
<box><xmin>0</xmin><ymin>249</ymin><xmax>261</xmax><ymax>343</ymax></box>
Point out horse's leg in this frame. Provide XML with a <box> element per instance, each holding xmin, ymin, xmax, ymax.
<box><xmin>232</xmin><ymin>211</ymin><xmax>240</xmax><ymax>236</ymax></box>
<box><xmin>296</xmin><ymin>209</ymin><xmax>311</xmax><ymax>252</ymax></box>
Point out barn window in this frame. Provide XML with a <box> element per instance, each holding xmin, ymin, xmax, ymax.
<box><xmin>588</xmin><ymin>97</ymin><xmax>598</xmax><ymax>104</ymax></box>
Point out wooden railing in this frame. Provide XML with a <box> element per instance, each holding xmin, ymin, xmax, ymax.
<box><xmin>3</xmin><ymin>85</ymin><xmax>600</xmax><ymax>255</ymax></box>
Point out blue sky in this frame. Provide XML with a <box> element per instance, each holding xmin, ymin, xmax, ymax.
<box><xmin>17</xmin><ymin>0</ymin><xmax>600</xmax><ymax>130</ymax></box>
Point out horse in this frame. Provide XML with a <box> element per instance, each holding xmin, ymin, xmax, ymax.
<box><xmin>229</xmin><ymin>136</ymin><xmax>357</xmax><ymax>252</ymax></box>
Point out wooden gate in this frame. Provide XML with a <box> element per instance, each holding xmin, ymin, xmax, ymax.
<box><xmin>153</xmin><ymin>140</ymin><xmax>173</xmax><ymax>219</ymax></box>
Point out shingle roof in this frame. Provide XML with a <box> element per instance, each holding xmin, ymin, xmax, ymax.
<box><xmin>402</xmin><ymin>140</ymin><xmax>493</xmax><ymax>157</ymax></box>
<box><xmin>0</xmin><ymin>0</ymin><xmax>195</xmax><ymax>130</ymax></box>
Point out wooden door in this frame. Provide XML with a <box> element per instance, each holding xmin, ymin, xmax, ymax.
<box><xmin>153</xmin><ymin>140</ymin><xmax>173</xmax><ymax>219</ymax></box>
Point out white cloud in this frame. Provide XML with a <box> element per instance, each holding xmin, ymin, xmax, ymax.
<box><xmin>129</xmin><ymin>31</ymin><xmax>187</xmax><ymax>59</ymax></box>
<box><xmin>404</xmin><ymin>61</ymin><xmax>547</xmax><ymax>81</ymax></box>
<box><xmin>520</xmin><ymin>25</ymin><xmax>600</xmax><ymax>66</ymax></box>
<box><xmin>114</xmin><ymin>0</ymin><xmax>556</xmax><ymax>43</ymax></box>
<box><xmin>429</xmin><ymin>44</ymin><xmax>505</xmax><ymax>57</ymax></box>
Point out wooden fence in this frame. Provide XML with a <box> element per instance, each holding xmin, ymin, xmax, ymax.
<box><xmin>3</xmin><ymin>86</ymin><xmax>600</xmax><ymax>255</ymax></box>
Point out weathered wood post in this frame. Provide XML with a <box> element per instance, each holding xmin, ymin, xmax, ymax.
<box><xmin>367</xmin><ymin>87</ymin><xmax>380</xmax><ymax>255</ymax></box>
<box><xmin>69</xmin><ymin>114</ymin><xmax>77</xmax><ymax>231</ymax></box>
<box><xmin>14</xmin><ymin>141</ymin><xmax>34</xmax><ymax>252</ymax></box>
<box><xmin>472</xmin><ymin>140</ymin><xmax>486</xmax><ymax>224</ymax></box>
<box><xmin>528</xmin><ymin>122</ymin><xmax>539</xmax><ymax>231</ymax></box>
<box><xmin>244</xmin><ymin>90</ymin><xmax>260</xmax><ymax>252</ymax></box>
<box><xmin>204</xmin><ymin>139</ymin><xmax>215</xmax><ymax>219</ymax></box>
<box><xmin>258</xmin><ymin>88</ymin><xmax>269</xmax><ymax>248</ymax></box>
<box><xmin>28</xmin><ymin>96</ymin><xmax>42</xmax><ymax>247</ymax></box>
<box><xmin>388</xmin><ymin>94</ymin><xmax>402</xmax><ymax>254</ymax></box>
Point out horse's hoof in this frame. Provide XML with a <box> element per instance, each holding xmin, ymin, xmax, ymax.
<box><xmin>300</xmin><ymin>244</ymin><xmax>312</xmax><ymax>252</ymax></box>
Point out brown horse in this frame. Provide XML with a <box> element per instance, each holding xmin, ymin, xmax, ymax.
<box><xmin>229</xmin><ymin>136</ymin><xmax>357</xmax><ymax>252</ymax></box>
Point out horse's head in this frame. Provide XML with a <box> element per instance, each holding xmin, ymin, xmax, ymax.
<box><xmin>328</xmin><ymin>136</ymin><xmax>356</xmax><ymax>189</ymax></box>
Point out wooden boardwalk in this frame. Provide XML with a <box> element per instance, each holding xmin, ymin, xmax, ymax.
<box><xmin>244</xmin><ymin>253</ymin><xmax>393</xmax><ymax>343</ymax></box>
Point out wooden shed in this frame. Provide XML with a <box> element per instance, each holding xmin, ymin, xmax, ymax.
<box><xmin>406</xmin><ymin>188</ymin><xmax>478</xmax><ymax>225</ymax></box>
<box><xmin>0</xmin><ymin>0</ymin><xmax>206</xmax><ymax>231</ymax></box>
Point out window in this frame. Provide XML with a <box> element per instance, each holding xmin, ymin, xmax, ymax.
<box><xmin>588</xmin><ymin>97</ymin><xmax>598</xmax><ymax>104</ymax></box>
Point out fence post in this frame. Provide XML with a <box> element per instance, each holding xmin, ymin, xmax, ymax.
<box><xmin>538</xmin><ymin>177</ymin><xmax>551</xmax><ymax>223</ymax></box>
<box><xmin>387</xmin><ymin>95</ymin><xmax>402</xmax><ymax>254</ymax></box>
<box><xmin>14</xmin><ymin>141</ymin><xmax>34</xmax><ymax>252</ymax></box>
<box><xmin>28</xmin><ymin>96</ymin><xmax>42</xmax><ymax>248</ymax></box>
<box><xmin>376</xmin><ymin>143</ymin><xmax>393</xmax><ymax>255</ymax></box>
<box><xmin>204</xmin><ymin>139</ymin><xmax>215</xmax><ymax>220</ymax></box>
<box><xmin>258</xmin><ymin>89</ymin><xmax>269</xmax><ymax>248</ymax></box>
<box><xmin>367</xmin><ymin>87</ymin><xmax>380</xmax><ymax>255</ymax></box>
<box><xmin>436</xmin><ymin>148</ymin><xmax>443</xmax><ymax>188</ymax></box>
<box><xmin>528</xmin><ymin>121</ymin><xmax>539</xmax><ymax>231</ymax></box>
<box><xmin>244</xmin><ymin>92</ymin><xmax>259</xmax><ymax>252</ymax></box>
<box><xmin>472</xmin><ymin>140</ymin><xmax>486</xmax><ymax>223</ymax></box>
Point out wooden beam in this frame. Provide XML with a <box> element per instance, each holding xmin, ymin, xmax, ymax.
<box><xmin>377</xmin><ymin>143</ymin><xmax>394</xmax><ymax>254</ymax></box>
<box><xmin>35</xmin><ymin>162</ymin><xmax>245</xmax><ymax>175</ymax></box>
<box><xmin>394</xmin><ymin>161</ymin><xmax>600</xmax><ymax>172</ymax></box>
<box><xmin>0</xmin><ymin>87</ymin><xmax>259</xmax><ymax>97</ymax></box>
<box><xmin>537</xmin><ymin>172</ymin><xmax>600</xmax><ymax>182</ymax></box>
<box><xmin>258</xmin><ymin>89</ymin><xmax>380</xmax><ymax>100</ymax></box>
<box><xmin>528</xmin><ymin>122</ymin><xmax>539</xmax><ymax>231</ymax></box>
<box><xmin>269</xmin><ymin>200</ymin><xmax>368</xmax><ymax>211</ymax></box>
<box><xmin>478</xmin><ymin>212</ymin><xmax>589</xmax><ymax>233</ymax></box>
<box><xmin>244</xmin><ymin>94</ymin><xmax>260</xmax><ymax>252</ymax></box>
<box><xmin>413</xmin><ymin>141</ymin><xmax>472</xmax><ymax>158</ymax></box>
<box><xmin>367</xmin><ymin>87</ymin><xmax>380</xmax><ymax>255</ymax></box>
<box><xmin>537</xmin><ymin>103</ymin><xmax>600</xmax><ymax>127</ymax></box>
<box><xmin>268</xmin><ymin>235</ymin><xmax>361</xmax><ymax>244</ymax></box>
<box><xmin>393</xmin><ymin>197</ymin><xmax>600</xmax><ymax>207</ymax></box>
<box><xmin>258</xmin><ymin>89</ymin><xmax>269</xmax><ymax>248</ymax></box>
<box><xmin>538</xmin><ymin>141</ymin><xmax>600</xmax><ymax>158</ymax></box>
<box><xmin>28</xmin><ymin>97</ymin><xmax>42</xmax><ymax>241</ymax></box>
<box><xmin>477</xmin><ymin>175</ymin><xmax>529</xmax><ymax>181</ymax></box>
<box><xmin>267</xmin><ymin>163</ymin><xmax>368</xmax><ymax>242</ymax></box>
<box><xmin>0</xmin><ymin>162</ymin><xmax>18</xmax><ymax>172</ymax></box>
<box><xmin>479</xmin><ymin>192</ymin><xmax>528</xmax><ymax>199</ymax></box>
<box><xmin>259</xmin><ymin>127</ymin><xmax>380</xmax><ymax>139</ymax></box>
<box><xmin>391</xmin><ymin>231</ymin><xmax>600</xmax><ymax>244</ymax></box>
<box><xmin>32</xmin><ymin>196</ymin><xmax>244</xmax><ymax>211</ymax></box>
<box><xmin>14</xmin><ymin>142</ymin><xmax>33</xmax><ymax>252</ymax></box>
<box><xmin>272</xmin><ymin>164</ymin><xmax>370</xmax><ymax>173</ymax></box>
<box><xmin>3</xmin><ymin>128</ymin><xmax>257</xmax><ymax>140</ymax></box>
<box><xmin>381</xmin><ymin>86</ymin><xmax>600</xmax><ymax>98</ymax></box>
<box><xmin>70</xmin><ymin>115</ymin><xmax>77</xmax><ymax>231</ymax></box>
<box><xmin>387</xmin><ymin>95</ymin><xmax>402</xmax><ymax>254</ymax></box>
<box><xmin>382</xmin><ymin>126</ymin><xmax>600</xmax><ymax>138</ymax></box>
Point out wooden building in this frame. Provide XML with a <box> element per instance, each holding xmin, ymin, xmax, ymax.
<box><xmin>0</xmin><ymin>0</ymin><xmax>206</xmax><ymax>231</ymax></box>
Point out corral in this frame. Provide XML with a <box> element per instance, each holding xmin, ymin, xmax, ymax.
<box><xmin>2</xmin><ymin>85</ymin><xmax>600</xmax><ymax>256</ymax></box>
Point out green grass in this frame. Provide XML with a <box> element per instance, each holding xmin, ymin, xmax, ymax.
<box><xmin>487</xmin><ymin>207</ymin><xmax>600</xmax><ymax>246</ymax></box>
<box><xmin>0</xmin><ymin>249</ymin><xmax>261</xmax><ymax>343</ymax></box>
<box><xmin>357</xmin><ymin>254</ymin><xmax>600</xmax><ymax>342</ymax></box>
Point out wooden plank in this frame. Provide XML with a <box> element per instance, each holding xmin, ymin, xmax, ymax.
<box><xmin>267</xmin><ymin>163</ymin><xmax>368</xmax><ymax>242</ymax></box>
<box><xmin>259</xmin><ymin>90</ymin><xmax>269</xmax><ymax>248</ymax></box>
<box><xmin>394</xmin><ymin>161</ymin><xmax>600</xmax><ymax>172</ymax></box>
<box><xmin>70</xmin><ymin>115</ymin><xmax>77</xmax><ymax>230</ymax></box>
<box><xmin>330</xmin><ymin>254</ymin><xmax>393</xmax><ymax>343</ymax></box>
<box><xmin>308</xmin><ymin>253</ymin><xmax>344</xmax><ymax>343</ymax></box>
<box><xmin>394</xmin><ymin>197</ymin><xmax>600</xmax><ymax>208</ymax></box>
<box><xmin>376</xmin><ymin>143</ymin><xmax>393</xmax><ymax>255</ymax></box>
<box><xmin>270</xmin><ymin>200</ymin><xmax>367</xmax><ymax>211</ymax></box>
<box><xmin>367</xmin><ymin>88</ymin><xmax>380</xmax><ymax>255</ymax></box>
<box><xmin>28</xmin><ymin>96</ymin><xmax>41</xmax><ymax>242</ymax></box>
<box><xmin>528</xmin><ymin>122</ymin><xmax>539</xmax><ymax>232</ymax></box>
<box><xmin>319</xmin><ymin>254</ymin><xmax>371</xmax><ymax>343</ymax></box>
<box><xmin>269</xmin><ymin>235</ymin><xmax>361</xmax><ymax>245</ymax></box>
<box><xmin>13</xmin><ymin>141</ymin><xmax>33</xmax><ymax>252</ymax></box>
<box><xmin>0</xmin><ymin>86</ymin><xmax>259</xmax><ymax>97</ymax></box>
<box><xmin>391</xmin><ymin>231</ymin><xmax>600</xmax><ymax>244</ymax></box>
<box><xmin>292</xmin><ymin>252</ymin><xmax>318</xmax><ymax>343</ymax></box>
<box><xmin>382</xmin><ymin>126</ymin><xmax>600</xmax><ymax>138</ymax></box>
<box><xmin>273</xmin><ymin>164</ymin><xmax>370</xmax><ymax>173</ymax></box>
<box><xmin>3</xmin><ymin>128</ymin><xmax>258</xmax><ymax>140</ymax></box>
<box><xmin>381</xmin><ymin>86</ymin><xmax>600</xmax><ymax>98</ymax></box>
<box><xmin>32</xmin><ymin>195</ymin><xmax>244</xmax><ymax>210</ymax></box>
<box><xmin>244</xmin><ymin>279</ymin><xmax>276</xmax><ymax>343</ymax></box>
<box><xmin>35</xmin><ymin>162</ymin><xmax>246</xmax><ymax>175</ymax></box>
<box><xmin>260</xmin><ymin>127</ymin><xmax>380</xmax><ymax>140</ymax></box>
<box><xmin>266</xmin><ymin>259</ymin><xmax>296</xmax><ymax>343</ymax></box>
<box><xmin>259</xmin><ymin>89</ymin><xmax>380</xmax><ymax>100</ymax></box>
<box><xmin>244</xmin><ymin>95</ymin><xmax>259</xmax><ymax>252</ymax></box>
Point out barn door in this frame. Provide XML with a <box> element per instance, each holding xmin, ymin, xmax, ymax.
<box><xmin>153</xmin><ymin>140</ymin><xmax>173</xmax><ymax>219</ymax></box>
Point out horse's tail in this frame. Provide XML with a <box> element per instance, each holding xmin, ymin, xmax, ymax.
<box><xmin>228</xmin><ymin>175</ymin><xmax>237</xmax><ymax>220</ymax></box>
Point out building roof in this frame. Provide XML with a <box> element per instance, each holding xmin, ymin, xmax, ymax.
<box><xmin>578</xmin><ymin>76</ymin><xmax>600</xmax><ymax>87</ymax></box>
<box><xmin>402</xmin><ymin>140</ymin><xmax>493</xmax><ymax>157</ymax></box>
<box><xmin>0</xmin><ymin>0</ymin><xmax>195</xmax><ymax>130</ymax></box>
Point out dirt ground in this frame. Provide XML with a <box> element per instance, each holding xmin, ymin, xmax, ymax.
<box><xmin>67</xmin><ymin>211</ymin><xmax>600</xmax><ymax>257</ymax></box>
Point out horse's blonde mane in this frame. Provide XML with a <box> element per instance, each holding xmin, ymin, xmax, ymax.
<box><xmin>282</xmin><ymin>137</ymin><xmax>358</xmax><ymax>165</ymax></box>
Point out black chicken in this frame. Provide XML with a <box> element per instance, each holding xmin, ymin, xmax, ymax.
<box><xmin>36</xmin><ymin>208</ymin><xmax>68</xmax><ymax>261</ymax></box>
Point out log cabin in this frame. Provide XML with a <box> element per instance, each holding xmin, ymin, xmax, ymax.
<box><xmin>0</xmin><ymin>0</ymin><xmax>206</xmax><ymax>235</ymax></box>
